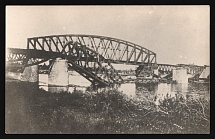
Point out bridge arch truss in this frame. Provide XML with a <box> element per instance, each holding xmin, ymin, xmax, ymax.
<box><xmin>27</xmin><ymin>34</ymin><xmax>157</xmax><ymax>65</ymax></box>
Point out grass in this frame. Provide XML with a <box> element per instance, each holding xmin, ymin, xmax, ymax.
<box><xmin>5</xmin><ymin>82</ymin><xmax>210</xmax><ymax>134</ymax></box>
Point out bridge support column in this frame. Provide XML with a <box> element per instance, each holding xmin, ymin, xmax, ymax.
<box><xmin>172</xmin><ymin>68</ymin><xmax>188</xmax><ymax>83</ymax></box>
<box><xmin>21</xmin><ymin>60</ymin><xmax>39</xmax><ymax>83</ymax></box>
<box><xmin>48</xmin><ymin>58</ymin><xmax>69</xmax><ymax>92</ymax></box>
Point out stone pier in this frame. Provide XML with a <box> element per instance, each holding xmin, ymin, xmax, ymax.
<box><xmin>48</xmin><ymin>58</ymin><xmax>69</xmax><ymax>92</ymax></box>
<box><xmin>172</xmin><ymin>68</ymin><xmax>188</xmax><ymax>83</ymax></box>
<box><xmin>21</xmin><ymin>60</ymin><xmax>39</xmax><ymax>83</ymax></box>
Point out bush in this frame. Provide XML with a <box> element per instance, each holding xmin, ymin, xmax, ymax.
<box><xmin>5</xmin><ymin>82</ymin><xmax>210</xmax><ymax>134</ymax></box>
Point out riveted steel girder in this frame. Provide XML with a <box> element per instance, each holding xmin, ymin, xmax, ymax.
<box><xmin>27</xmin><ymin>34</ymin><xmax>157</xmax><ymax>65</ymax></box>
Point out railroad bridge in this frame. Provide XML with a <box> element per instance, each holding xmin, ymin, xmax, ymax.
<box><xmin>6</xmin><ymin>34</ymin><xmax>205</xmax><ymax>86</ymax></box>
<box><xmin>157</xmin><ymin>64</ymin><xmax>204</xmax><ymax>75</ymax></box>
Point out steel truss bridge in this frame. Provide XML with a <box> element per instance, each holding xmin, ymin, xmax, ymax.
<box><xmin>6</xmin><ymin>34</ymin><xmax>205</xmax><ymax>86</ymax></box>
<box><xmin>157</xmin><ymin>64</ymin><xmax>205</xmax><ymax>75</ymax></box>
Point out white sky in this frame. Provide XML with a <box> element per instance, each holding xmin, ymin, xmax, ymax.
<box><xmin>6</xmin><ymin>5</ymin><xmax>210</xmax><ymax>67</ymax></box>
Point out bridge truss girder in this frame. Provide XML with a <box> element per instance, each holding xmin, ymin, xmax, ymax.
<box><xmin>7</xmin><ymin>34</ymin><xmax>157</xmax><ymax>85</ymax></box>
<box><xmin>7</xmin><ymin>41</ymin><xmax>123</xmax><ymax>86</ymax></box>
<box><xmin>157</xmin><ymin>64</ymin><xmax>205</xmax><ymax>75</ymax></box>
<box><xmin>157</xmin><ymin>64</ymin><xmax>176</xmax><ymax>72</ymax></box>
<box><xmin>176</xmin><ymin>64</ymin><xmax>205</xmax><ymax>75</ymax></box>
<box><xmin>27</xmin><ymin>34</ymin><xmax>157</xmax><ymax>65</ymax></box>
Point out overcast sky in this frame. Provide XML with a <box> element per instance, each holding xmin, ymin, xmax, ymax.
<box><xmin>6</xmin><ymin>6</ymin><xmax>209</xmax><ymax>66</ymax></box>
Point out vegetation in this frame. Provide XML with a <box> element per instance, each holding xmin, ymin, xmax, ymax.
<box><xmin>5</xmin><ymin>82</ymin><xmax>210</xmax><ymax>134</ymax></box>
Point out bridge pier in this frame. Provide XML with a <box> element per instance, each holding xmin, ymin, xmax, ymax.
<box><xmin>172</xmin><ymin>68</ymin><xmax>188</xmax><ymax>83</ymax></box>
<box><xmin>20</xmin><ymin>60</ymin><xmax>39</xmax><ymax>83</ymax></box>
<box><xmin>48</xmin><ymin>58</ymin><xmax>69</xmax><ymax>92</ymax></box>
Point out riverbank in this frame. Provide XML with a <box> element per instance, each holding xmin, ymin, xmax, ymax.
<box><xmin>5</xmin><ymin>82</ymin><xmax>210</xmax><ymax>134</ymax></box>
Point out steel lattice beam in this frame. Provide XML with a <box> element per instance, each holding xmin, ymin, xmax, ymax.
<box><xmin>157</xmin><ymin>64</ymin><xmax>205</xmax><ymax>75</ymax></box>
<box><xmin>27</xmin><ymin>34</ymin><xmax>157</xmax><ymax>65</ymax></box>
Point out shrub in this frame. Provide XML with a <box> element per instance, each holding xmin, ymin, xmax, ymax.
<box><xmin>5</xmin><ymin>82</ymin><xmax>210</xmax><ymax>134</ymax></box>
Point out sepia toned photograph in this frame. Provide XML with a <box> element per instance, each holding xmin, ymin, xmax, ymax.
<box><xmin>5</xmin><ymin>5</ymin><xmax>210</xmax><ymax>134</ymax></box>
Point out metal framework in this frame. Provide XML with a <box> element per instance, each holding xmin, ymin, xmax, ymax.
<box><xmin>6</xmin><ymin>48</ymin><xmax>64</xmax><ymax>71</ymax></box>
<box><xmin>157</xmin><ymin>64</ymin><xmax>205</xmax><ymax>75</ymax></box>
<box><xmin>157</xmin><ymin>64</ymin><xmax>176</xmax><ymax>72</ymax></box>
<box><xmin>176</xmin><ymin>64</ymin><xmax>205</xmax><ymax>74</ymax></box>
<box><xmin>6</xmin><ymin>34</ymin><xmax>207</xmax><ymax>86</ymax></box>
<box><xmin>27</xmin><ymin>34</ymin><xmax>157</xmax><ymax>65</ymax></box>
<box><xmin>6</xmin><ymin>41</ymin><xmax>123</xmax><ymax>86</ymax></box>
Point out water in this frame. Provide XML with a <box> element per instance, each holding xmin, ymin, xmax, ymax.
<box><xmin>39</xmin><ymin>74</ymin><xmax>210</xmax><ymax>102</ymax></box>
